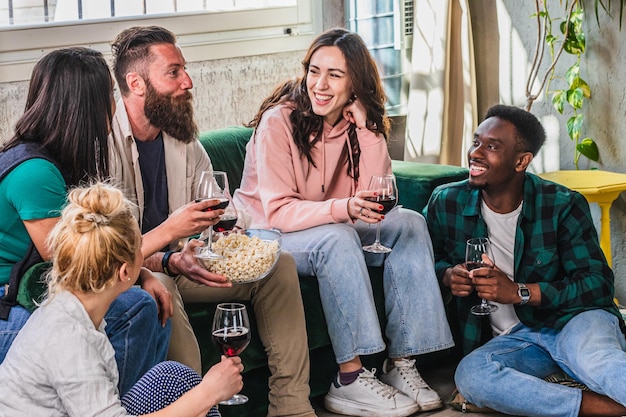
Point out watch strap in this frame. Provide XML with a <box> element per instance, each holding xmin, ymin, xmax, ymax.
<box><xmin>162</xmin><ymin>250</ymin><xmax>178</xmax><ymax>277</ymax></box>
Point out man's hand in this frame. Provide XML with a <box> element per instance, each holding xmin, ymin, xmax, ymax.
<box><xmin>470</xmin><ymin>265</ymin><xmax>523</xmax><ymax>305</ymax></box>
<box><xmin>443</xmin><ymin>264</ymin><xmax>475</xmax><ymax>297</ymax></box>
<box><xmin>168</xmin><ymin>239</ymin><xmax>232</xmax><ymax>288</ymax></box>
<box><xmin>141</xmin><ymin>199</ymin><xmax>225</xmax><ymax>258</ymax></box>
<box><xmin>138</xmin><ymin>268</ymin><xmax>173</xmax><ymax>326</ymax></box>
<box><xmin>167</xmin><ymin>199</ymin><xmax>225</xmax><ymax>238</ymax></box>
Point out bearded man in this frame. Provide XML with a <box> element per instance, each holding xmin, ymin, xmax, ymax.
<box><xmin>108</xmin><ymin>26</ymin><xmax>317</xmax><ymax>417</ymax></box>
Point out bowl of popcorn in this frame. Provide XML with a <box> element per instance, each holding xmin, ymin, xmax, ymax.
<box><xmin>194</xmin><ymin>229</ymin><xmax>281</xmax><ymax>283</ymax></box>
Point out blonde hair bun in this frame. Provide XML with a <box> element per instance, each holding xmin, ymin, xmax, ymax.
<box><xmin>46</xmin><ymin>182</ymin><xmax>141</xmax><ymax>295</ymax></box>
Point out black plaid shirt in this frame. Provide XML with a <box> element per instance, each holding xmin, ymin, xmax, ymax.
<box><xmin>424</xmin><ymin>173</ymin><xmax>623</xmax><ymax>354</ymax></box>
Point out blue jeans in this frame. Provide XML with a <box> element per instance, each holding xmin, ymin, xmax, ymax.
<box><xmin>0</xmin><ymin>286</ymin><xmax>170</xmax><ymax>396</ymax></box>
<box><xmin>105</xmin><ymin>287</ymin><xmax>171</xmax><ymax>395</ymax></box>
<box><xmin>281</xmin><ymin>207</ymin><xmax>454</xmax><ymax>363</ymax></box>
<box><xmin>0</xmin><ymin>286</ymin><xmax>31</xmax><ymax>363</ymax></box>
<box><xmin>455</xmin><ymin>309</ymin><xmax>626</xmax><ymax>417</ymax></box>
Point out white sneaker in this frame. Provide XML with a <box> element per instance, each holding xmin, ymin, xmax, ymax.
<box><xmin>379</xmin><ymin>359</ymin><xmax>443</xmax><ymax>411</ymax></box>
<box><xmin>324</xmin><ymin>368</ymin><xmax>419</xmax><ymax>417</ymax></box>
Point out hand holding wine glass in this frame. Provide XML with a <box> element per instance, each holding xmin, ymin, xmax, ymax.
<box><xmin>195</xmin><ymin>171</ymin><xmax>231</xmax><ymax>258</ymax></box>
<box><xmin>212</xmin><ymin>303</ymin><xmax>251</xmax><ymax>405</ymax></box>
<box><xmin>362</xmin><ymin>173</ymin><xmax>398</xmax><ymax>253</ymax></box>
<box><xmin>466</xmin><ymin>237</ymin><xmax>498</xmax><ymax>316</ymax></box>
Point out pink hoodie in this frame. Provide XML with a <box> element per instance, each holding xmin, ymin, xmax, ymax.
<box><xmin>234</xmin><ymin>103</ymin><xmax>392</xmax><ymax>233</ymax></box>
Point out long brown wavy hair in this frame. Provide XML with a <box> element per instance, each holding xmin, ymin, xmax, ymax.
<box><xmin>247</xmin><ymin>28</ymin><xmax>390</xmax><ymax>183</ymax></box>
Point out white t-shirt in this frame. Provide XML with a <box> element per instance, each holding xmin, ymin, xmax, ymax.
<box><xmin>0</xmin><ymin>291</ymin><xmax>132</xmax><ymax>417</ymax></box>
<box><xmin>481</xmin><ymin>200</ymin><xmax>522</xmax><ymax>336</ymax></box>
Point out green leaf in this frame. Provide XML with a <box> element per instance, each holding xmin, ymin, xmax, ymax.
<box><xmin>565</xmin><ymin>63</ymin><xmax>580</xmax><ymax>85</ymax></box>
<box><xmin>551</xmin><ymin>90</ymin><xmax>567</xmax><ymax>114</ymax></box>
<box><xmin>567</xmin><ymin>114</ymin><xmax>584</xmax><ymax>140</ymax></box>
<box><xmin>572</xmin><ymin>77</ymin><xmax>591</xmax><ymax>98</ymax></box>
<box><xmin>577</xmin><ymin>138</ymin><xmax>600</xmax><ymax>161</ymax></box>
<box><xmin>546</xmin><ymin>34</ymin><xmax>558</xmax><ymax>45</ymax></box>
<box><xmin>566</xmin><ymin>88</ymin><xmax>585</xmax><ymax>109</ymax></box>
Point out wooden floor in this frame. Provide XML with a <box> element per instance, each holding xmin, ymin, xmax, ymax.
<box><xmin>311</xmin><ymin>362</ymin><xmax>507</xmax><ymax>417</ymax></box>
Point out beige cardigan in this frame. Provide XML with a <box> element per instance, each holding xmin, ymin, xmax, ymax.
<box><xmin>108</xmin><ymin>98</ymin><xmax>213</xmax><ymax>249</ymax></box>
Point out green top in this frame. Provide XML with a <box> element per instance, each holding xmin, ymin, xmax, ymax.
<box><xmin>0</xmin><ymin>159</ymin><xmax>66</xmax><ymax>285</ymax></box>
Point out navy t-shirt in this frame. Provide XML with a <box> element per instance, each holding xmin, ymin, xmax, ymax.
<box><xmin>135</xmin><ymin>132</ymin><xmax>169</xmax><ymax>235</ymax></box>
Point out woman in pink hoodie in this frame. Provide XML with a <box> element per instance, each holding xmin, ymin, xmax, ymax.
<box><xmin>234</xmin><ymin>28</ymin><xmax>453</xmax><ymax>417</ymax></box>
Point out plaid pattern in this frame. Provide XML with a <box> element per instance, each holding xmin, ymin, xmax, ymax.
<box><xmin>424</xmin><ymin>173</ymin><xmax>623</xmax><ymax>354</ymax></box>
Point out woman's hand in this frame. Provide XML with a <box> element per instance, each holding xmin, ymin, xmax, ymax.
<box><xmin>200</xmin><ymin>356</ymin><xmax>244</xmax><ymax>404</ymax></box>
<box><xmin>347</xmin><ymin>191</ymin><xmax>385</xmax><ymax>224</ymax></box>
<box><xmin>343</xmin><ymin>96</ymin><xmax>368</xmax><ymax>129</ymax></box>
<box><xmin>138</xmin><ymin>268</ymin><xmax>173</xmax><ymax>327</ymax></box>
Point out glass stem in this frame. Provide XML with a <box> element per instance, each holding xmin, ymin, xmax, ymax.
<box><xmin>207</xmin><ymin>225</ymin><xmax>214</xmax><ymax>251</ymax></box>
<box><xmin>374</xmin><ymin>222</ymin><xmax>382</xmax><ymax>244</ymax></box>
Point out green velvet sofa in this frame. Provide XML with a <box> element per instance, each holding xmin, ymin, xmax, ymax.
<box><xmin>185</xmin><ymin>126</ymin><xmax>468</xmax><ymax>417</ymax></box>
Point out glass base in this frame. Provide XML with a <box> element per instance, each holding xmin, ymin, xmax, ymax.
<box><xmin>219</xmin><ymin>394</ymin><xmax>248</xmax><ymax>406</ymax></box>
<box><xmin>363</xmin><ymin>242</ymin><xmax>392</xmax><ymax>254</ymax></box>
<box><xmin>470</xmin><ymin>303</ymin><xmax>498</xmax><ymax>316</ymax></box>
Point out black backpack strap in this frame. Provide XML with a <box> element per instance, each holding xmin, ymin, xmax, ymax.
<box><xmin>0</xmin><ymin>243</ymin><xmax>42</xmax><ymax>320</ymax></box>
<box><xmin>0</xmin><ymin>143</ymin><xmax>56</xmax><ymax>320</ymax></box>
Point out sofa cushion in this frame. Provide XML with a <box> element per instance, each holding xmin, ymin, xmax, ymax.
<box><xmin>199</xmin><ymin>126</ymin><xmax>253</xmax><ymax>194</ymax></box>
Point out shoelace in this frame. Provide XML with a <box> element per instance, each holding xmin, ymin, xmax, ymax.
<box><xmin>359</xmin><ymin>368</ymin><xmax>399</xmax><ymax>399</ymax></box>
<box><xmin>394</xmin><ymin>359</ymin><xmax>430</xmax><ymax>389</ymax></box>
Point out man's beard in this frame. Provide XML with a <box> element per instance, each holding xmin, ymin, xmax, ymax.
<box><xmin>144</xmin><ymin>80</ymin><xmax>198</xmax><ymax>144</ymax></box>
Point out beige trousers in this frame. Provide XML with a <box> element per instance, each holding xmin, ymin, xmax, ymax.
<box><xmin>154</xmin><ymin>252</ymin><xmax>315</xmax><ymax>417</ymax></box>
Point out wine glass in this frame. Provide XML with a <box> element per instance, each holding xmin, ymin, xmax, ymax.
<box><xmin>211</xmin><ymin>303</ymin><xmax>251</xmax><ymax>405</ymax></box>
<box><xmin>466</xmin><ymin>237</ymin><xmax>498</xmax><ymax>316</ymax></box>
<box><xmin>195</xmin><ymin>171</ymin><xmax>230</xmax><ymax>258</ymax></box>
<box><xmin>362</xmin><ymin>174</ymin><xmax>398</xmax><ymax>253</ymax></box>
<box><xmin>214</xmin><ymin>189</ymin><xmax>238</xmax><ymax>234</ymax></box>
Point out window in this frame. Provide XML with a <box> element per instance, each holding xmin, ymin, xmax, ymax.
<box><xmin>346</xmin><ymin>0</ymin><xmax>413</xmax><ymax>116</ymax></box>
<box><xmin>2</xmin><ymin>0</ymin><xmax>297</xmax><ymax>27</ymax></box>
<box><xmin>0</xmin><ymin>0</ymin><xmax>320</xmax><ymax>82</ymax></box>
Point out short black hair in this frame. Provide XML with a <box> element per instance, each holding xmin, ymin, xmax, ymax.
<box><xmin>484</xmin><ymin>104</ymin><xmax>546</xmax><ymax>155</ymax></box>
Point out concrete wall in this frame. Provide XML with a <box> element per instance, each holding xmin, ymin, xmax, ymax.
<box><xmin>0</xmin><ymin>51</ymin><xmax>303</xmax><ymax>143</ymax></box>
<box><xmin>499</xmin><ymin>0</ymin><xmax>626</xmax><ymax>301</ymax></box>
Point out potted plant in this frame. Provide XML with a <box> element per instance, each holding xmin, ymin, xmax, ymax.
<box><xmin>524</xmin><ymin>0</ymin><xmax>624</xmax><ymax>169</ymax></box>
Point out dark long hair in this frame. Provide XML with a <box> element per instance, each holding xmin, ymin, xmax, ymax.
<box><xmin>247</xmin><ymin>28</ymin><xmax>390</xmax><ymax>183</ymax></box>
<box><xmin>2</xmin><ymin>47</ymin><xmax>112</xmax><ymax>186</ymax></box>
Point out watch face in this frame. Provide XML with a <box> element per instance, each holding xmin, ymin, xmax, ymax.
<box><xmin>520</xmin><ymin>288</ymin><xmax>530</xmax><ymax>297</ymax></box>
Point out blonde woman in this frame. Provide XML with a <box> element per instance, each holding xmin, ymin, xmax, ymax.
<box><xmin>0</xmin><ymin>183</ymin><xmax>242</xmax><ymax>416</ymax></box>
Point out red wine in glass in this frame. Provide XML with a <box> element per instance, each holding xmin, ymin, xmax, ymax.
<box><xmin>466</xmin><ymin>237</ymin><xmax>498</xmax><ymax>316</ymax></box>
<box><xmin>364</xmin><ymin>195</ymin><xmax>397</xmax><ymax>214</ymax></box>
<box><xmin>363</xmin><ymin>174</ymin><xmax>398</xmax><ymax>253</ymax></box>
<box><xmin>215</xmin><ymin>214</ymin><xmax>238</xmax><ymax>232</ymax></box>
<box><xmin>195</xmin><ymin>197</ymin><xmax>229</xmax><ymax>211</ymax></box>
<box><xmin>212</xmin><ymin>327</ymin><xmax>251</xmax><ymax>357</ymax></box>
<box><xmin>212</xmin><ymin>303</ymin><xmax>250</xmax><ymax>405</ymax></box>
<box><xmin>465</xmin><ymin>261</ymin><xmax>483</xmax><ymax>271</ymax></box>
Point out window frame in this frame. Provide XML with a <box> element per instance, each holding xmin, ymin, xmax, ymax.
<box><xmin>0</xmin><ymin>0</ymin><xmax>321</xmax><ymax>82</ymax></box>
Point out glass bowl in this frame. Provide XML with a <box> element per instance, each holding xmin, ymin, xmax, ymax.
<box><xmin>194</xmin><ymin>229</ymin><xmax>281</xmax><ymax>284</ymax></box>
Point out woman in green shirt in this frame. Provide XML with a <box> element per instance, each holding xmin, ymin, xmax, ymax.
<box><xmin>0</xmin><ymin>47</ymin><xmax>171</xmax><ymax>394</ymax></box>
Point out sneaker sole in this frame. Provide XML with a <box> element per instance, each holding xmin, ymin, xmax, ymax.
<box><xmin>418</xmin><ymin>399</ymin><xmax>443</xmax><ymax>411</ymax></box>
<box><xmin>324</xmin><ymin>395</ymin><xmax>420</xmax><ymax>417</ymax></box>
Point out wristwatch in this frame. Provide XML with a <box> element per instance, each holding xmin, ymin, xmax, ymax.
<box><xmin>517</xmin><ymin>283</ymin><xmax>530</xmax><ymax>305</ymax></box>
<box><xmin>162</xmin><ymin>250</ymin><xmax>178</xmax><ymax>277</ymax></box>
